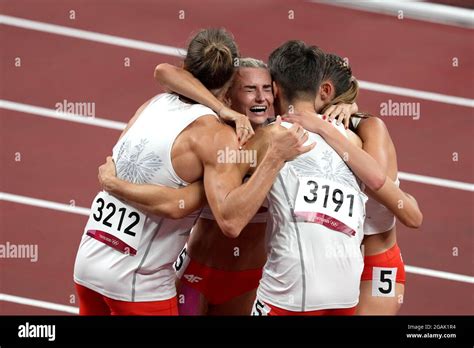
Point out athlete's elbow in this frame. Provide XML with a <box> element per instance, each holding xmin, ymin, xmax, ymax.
<box><xmin>368</xmin><ymin>172</ymin><xmax>386</xmax><ymax>192</ymax></box>
<box><xmin>218</xmin><ymin>219</ymin><xmax>241</xmax><ymax>239</ymax></box>
<box><xmin>151</xmin><ymin>203</ymin><xmax>183</xmax><ymax>219</ymax></box>
<box><xmin>154</xmin><ymin>63</ymin><xmax>171</xmax><ymax>82</ymax></box>
<box><xmin>166</xmin><ymin>209</ymin><xmax>187</xmax><ymax>220</ymax></box>
<box><xmin>406</xmin><ymin>211</ymin><xmax>423</xmax><ymax>229</ymax></box>
<box><xmin>398</xmin><ymin>208</ymin><xmax>423</xmax><ymax>229</ymax></box>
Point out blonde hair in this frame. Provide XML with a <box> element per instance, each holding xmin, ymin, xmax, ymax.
<box><xmin>238</xmin><ymin>57</ymin><xmax>267</xmax><ymax>69</ymax></box>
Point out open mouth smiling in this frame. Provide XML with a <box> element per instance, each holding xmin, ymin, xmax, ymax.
<box><xmin>249</xmin><ymin>105</ymin><xmax>268</xmax><ymax>116</ymax></box>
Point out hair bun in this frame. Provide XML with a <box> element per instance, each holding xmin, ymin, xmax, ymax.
<box><xmin>204</xmin><ymin>43</ymin><xmax>232</xmax><ymax>61</ymax></box>
<box><xmin>184</xmin><ymin>28</ymin><xmax>239</xmax><ymax>90</ymax></box>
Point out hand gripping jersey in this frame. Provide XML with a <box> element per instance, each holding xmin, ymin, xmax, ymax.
<box><xmin>257</xmin><ymin>119</ymin><xmax>368</xmax><ymax>311</ymax></box>
<box><xmin>74</xmin><ymin>93</ymin><xmax>216</xmax><ymax>302</ymax></box>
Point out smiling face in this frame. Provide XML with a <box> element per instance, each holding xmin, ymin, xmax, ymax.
<box><xmin>226</xmin><ymin>67</ymin><xmax>274</xmax><ymax>127</ymax></box>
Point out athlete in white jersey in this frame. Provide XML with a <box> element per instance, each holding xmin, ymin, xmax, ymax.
<box><xmin>256</xmin><ymin>119</ymin><xmax>368</xmax><ymax>313</ymax></box>
<box><xmin>73</xmin><ymin>29</ymin><xmax>313</xmax><ymax>315</ymax></box>
<box><xmin>74</xmin><ymin>93</ymin><xmax>217</xmax><ymax>303</ymax></box>
<box><xmin>251</xmin><ymin>41</ymin><xmax>422</xmax><ymax>316</ymax></box>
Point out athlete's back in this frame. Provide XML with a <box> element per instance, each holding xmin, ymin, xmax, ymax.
<box><xmin>258</xmin><ymin>119</ymin><xmax>367</xmax><ymax>311</ymax></box>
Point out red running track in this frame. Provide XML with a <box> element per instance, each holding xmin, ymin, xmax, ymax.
<box><xmin>0</xmin><ymin>0</ymin><xmax>472</xmax><ymax>315</ymax></box>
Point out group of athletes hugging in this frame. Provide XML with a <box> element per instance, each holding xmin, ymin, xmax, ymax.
<box><xmin>73</xmin><ymin>28</ymin><xmax>423</xmax><ymax>316</ymax></box>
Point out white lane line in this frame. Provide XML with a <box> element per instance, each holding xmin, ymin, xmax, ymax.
<box><xmin>1</xmin><ymin>14</ymin><xmax>473</xmax><ymax>108</ymax></box>
<box><xmin>0</xmin><ymin>293</ymin><xmax>79</xmax><ymax>314</ymax></box>
<box><xmin>405</xmin><ymin>265</ymin><xmax>474</xmax><ymax>284</ymax></box>
<box><xmin>1</xmin><ymin>192</ymin><xmax>473</xmax><ymax>284</ymax></box>
<box><xmin>358</xmin><ymin>81</ymin><xmax>474</xmax><ymax>108</ymax></box>
<box><xmin>0</xmin><ymin>14</ymin><xmax>186</xmax><ymax>57</ymax></box>
<box><xmin>0</xmin><ymin>192</ymin><xmax>91</xmax><ymax>216</ymax></box>
<box><xmin>398</xmin><ymin>172</ymin><xmax>474</xmax><ymax>192</ymax></box>
<box><xmin>0</xmin><ymin>100</ymin><xmax>126</xmax><ymax>131</ymax></box>
<box><xmin>310</xmin><ymin>0</ymin><xmax>474</xmax><ymax>29</ymax></box>
<box><xmin>2</xmin><ymin>100</ymin><xmax>473</xmax><ymax>192</ymax></box>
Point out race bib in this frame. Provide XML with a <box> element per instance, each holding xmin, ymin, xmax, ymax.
<box><xmin>251</xmin><ymin>298</ymin><xmax>271</xmax><ymax>316</ymax></box>
<box><xmin>86</xmin><ymin>192</ymin><xmax>146</xmax><ymax>255</ymax></box>
<box><xmin>174</xmin><ymin>245</ymin><xmax>191</xmax><ymax>279</ymax></box>
<box><xmin>294</xmin><ymin>177</ymin><xmax>364</xmax><ymax>236</ymax></box>
<box><xmin>372</xmin><ymin>267</ymin><xmax>397</xmax><ymax>297</ymax></box>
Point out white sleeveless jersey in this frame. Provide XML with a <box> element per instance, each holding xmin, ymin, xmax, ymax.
<box><xmin>257</xmin><ymin>119</ymin><xmax>368</xmax><ymax>311</ymax></box>
<box><xmin>363</xmin><ymin>177</ymin><xmax>399</xmax><ymax>235</ymax></box>
<box><xmin>74</xmin><ymin>93</ymin><xmax>216</xmax><ymax>302</ymax></box>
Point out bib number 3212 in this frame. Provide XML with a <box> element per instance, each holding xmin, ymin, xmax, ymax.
<box><xmin>293</xmin><ymin>177</ymin><xmax>364</xmax><ymax>237</ymax></box>
<box><xmin>86</xmin><ymin>192</ymin><xmax>145</xmax><ymax>255</ymax></box>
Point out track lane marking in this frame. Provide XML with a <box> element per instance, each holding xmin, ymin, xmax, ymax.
<box><xmin>0</xmin><ymin>293</ymin><xmax>79</xmax><ymax>314</ymax></box>
<box><xmin>397</xmin><ymin>172</ymin><xmax>474</xmax><ymax>192</ymax></box>
<box><xmin>0</xmin><ymin>192</ymin><xmax>91</xmax><ymax>216</ymax></box>
<box><xmin>405</xmin><ymin>266</ymin><xmax>474</xmax><ymax>284</ymax></box>
<box><xmin>0</xmin><ymin>100</ymin><xmax>126</xmax><ymax>130</ymax></box>
<box><xmin>1</xmin><ymin>14</ymin><xmax>473</xmax><ymax>107</ymax></box>
<box><xmin>310</xmin><ymin>0</ymin><xmax>474</xmax><ymax>28</ymax></box>
<box><xmin>0</xmin><ymin>14</ymin><xmax>185</xmax><ymax>57</ymax></box>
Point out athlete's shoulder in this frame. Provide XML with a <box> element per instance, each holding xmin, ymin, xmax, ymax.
<box><xmin>358</xmin><ymin>116</ymin><xmax>389</xmax><ymax>135</ymax></box>
<box><xmin>190</xmin><ymin>117</ymin><xmax>239</xmax><ymax>160</ymax></box>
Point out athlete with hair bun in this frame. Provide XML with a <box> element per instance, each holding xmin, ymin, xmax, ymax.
<box><xmin>73</xmin><ymin>28</ymin><xmax>311</xmax><ymax>315</ymax></box>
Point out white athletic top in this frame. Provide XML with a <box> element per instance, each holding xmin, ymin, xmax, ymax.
<box><xmin>363</xmin><ymin>177</ymin><xmax>399</xmax><ymax>235</ymax></box>
<box><xmin>74</xmin><ymin>93</ymin><xmax>216</xmax><ymax>302</ymax></box>
<box><xmin>257</xmin><ymin>119</ymin><xmax>368</xmax><ymax>312</ymax></box>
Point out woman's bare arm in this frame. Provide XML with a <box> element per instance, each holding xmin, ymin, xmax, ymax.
<box><xmin>283</xmin><ymin>112</ymin><xmax>422</xmax><ymax>228</ymax></box>
<box><xmin>357</xmin><ymin>116</ymin><xmax>422</xmax><ymax>228</ymax></box>
<box><xmin>154</xmin><ymin>63</ymin><xmax>254</xmax><ymax>145</ymax></box>
<box><xmin>98</xmin><ymin>157</ymin><xmax>206</xmax><ymax>219</ymax></box>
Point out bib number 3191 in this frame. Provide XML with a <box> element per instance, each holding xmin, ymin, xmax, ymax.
<box><xmin>86</xmin><ymin>192</ymin><xmax>145</xmax><ymax>255</ymax></box>
<box><xmin>293</xmin><ymin>177</ymin><xmax>364</xmax><ymax>237</ymax></box>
